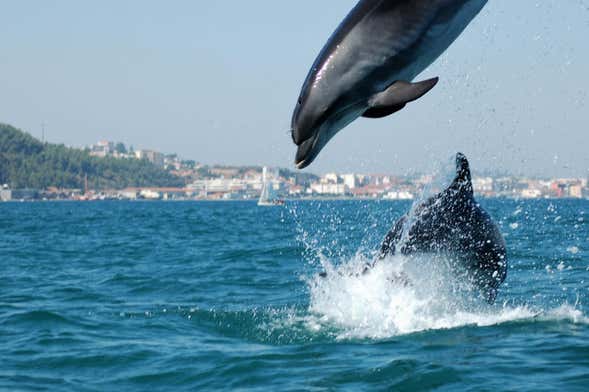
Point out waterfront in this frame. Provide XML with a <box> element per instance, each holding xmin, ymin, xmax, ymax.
<box><xmin>1</xmin><ymin>171</ymin><xmax>588</xmax><ymax>202</ymax></box>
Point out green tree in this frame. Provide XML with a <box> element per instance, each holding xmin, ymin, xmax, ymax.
<box><xmin>115</xmin><ymin>142</ymin><xmax>127</xmax><ymax>154</ymax></box>
<box><xmin>0</xmin><ymin>123</ymin><xmax>184</xmax><ymax>189</ymax></box>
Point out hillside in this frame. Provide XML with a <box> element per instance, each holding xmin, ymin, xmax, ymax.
<box><xmin>0</xmin><ymin>123</ymin><xmax>184</xmax><ymax>189</ymax></box>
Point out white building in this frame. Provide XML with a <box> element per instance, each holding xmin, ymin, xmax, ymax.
<box><xmin>310</xmin><ymin>183</ymin><xmax>347</xmax><ymax>195</ymax></box>
<box><xmin>473</xmin><ymin>177</ymin><xmax>494</xmax><ymax>194</ymax></box>
<box><xmin>140</xmin><ymin>189</ymin><xmax>161</xmax><ymax>199</ymax></box>
<box><xmin>89</xmin><ymin>141</ymin><xmax>115</xmax><ymax>157</ymax></box>
<box><xmin>341</xmin><ymin>174</ymin><xmax>357</xmax><ymax>189</ymax></box>
<box><xmin>383</xmin><ymin>191</ymin><xmax>414</xmax><ymax>200</ymax></box>
<box><xmin>0</xmin><ymin>187</ymin><xmax>11</xmax><ymax>201</ymax></box>
<box><xmin>189</xmin><ymin>178</ymin><xmax>248</xmax><ymax>193</ymax></box>
<box><xmin>569</xmin><ymin>184</ymin><xmax>583</xmax><ymax>199</ymax></box>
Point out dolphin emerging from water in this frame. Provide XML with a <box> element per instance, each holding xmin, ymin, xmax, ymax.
<box><xmin>378</xmin><ymin>153</ymin><xmax>507</xmax><ymax>303</ymax></box>
<box><xmin>291</xmin><ymin>0</ymin><xmax>488</xmax><ymax>168</ymax></box>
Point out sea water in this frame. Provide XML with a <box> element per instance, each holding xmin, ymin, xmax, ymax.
<box><xmin>1</xmin><ymin>199</ymin><xmax>588</xmax><ymax>391</ymax></box>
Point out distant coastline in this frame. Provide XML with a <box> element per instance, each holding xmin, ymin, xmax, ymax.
<box><xmin>2</xmin><ymin>123</ymin><xmax>588</xmax><ymax>202</ymax></box>
<box><xmin>1</xmin><ymin>188</ymin><xmax>588</xmax><ymax>203</ymax></box>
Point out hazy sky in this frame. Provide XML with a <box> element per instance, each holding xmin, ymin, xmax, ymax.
<box><xmin>1</xmin><ymin>0</ymin><xmax>588</xmax><ymax>176</ymax></box>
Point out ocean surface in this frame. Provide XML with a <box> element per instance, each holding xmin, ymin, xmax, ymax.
<box><xmin>1</xmin><ymin>199</ymin><xmax>588</xmax><ymax>391</ymax></box>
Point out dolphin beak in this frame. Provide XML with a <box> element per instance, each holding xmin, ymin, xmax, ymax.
<box><xmin>295</xmin><ymin>136</ymin><xmax>316</xmax><ymax>169</ymax></box>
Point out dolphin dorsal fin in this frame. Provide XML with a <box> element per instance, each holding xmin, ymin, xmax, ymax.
<box><xmin>451</xmin><ymin>153</ymin><xmax>473</xmax><ymax>195</ymax></box>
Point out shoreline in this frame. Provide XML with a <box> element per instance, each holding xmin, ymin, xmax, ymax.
<box><xmin>1</xmin><ymin>196</ymin><xmax>588</xmax><ymax>203</ymax></box>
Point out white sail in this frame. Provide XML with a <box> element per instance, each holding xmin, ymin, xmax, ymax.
<box><xmin>258</xmin><ymin>167</ymin><xmax>281</xmax><ymax>206</ymax></box>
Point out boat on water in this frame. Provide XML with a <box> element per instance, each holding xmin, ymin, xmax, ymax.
<box><xmin>258</xmin><ymin>167</ymin><xmax>285</xmax><ymax>206</ymax></box>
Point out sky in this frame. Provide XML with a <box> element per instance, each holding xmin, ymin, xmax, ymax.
<box><xmin>1</xmin><ymin>0</ymin><xmax>588</xmax><ymax>177</ymax></box>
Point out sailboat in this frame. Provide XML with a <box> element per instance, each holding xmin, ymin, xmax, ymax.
<box><xmin>258</xmin><ymin>167</ymin><xmax>284</xmax><ymax>206</ymax></box>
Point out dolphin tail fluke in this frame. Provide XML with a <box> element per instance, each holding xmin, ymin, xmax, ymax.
<box><xmin>362</xmin><ymin>77</ymin><xmax>439</xmax><ymax>119</ymax></box>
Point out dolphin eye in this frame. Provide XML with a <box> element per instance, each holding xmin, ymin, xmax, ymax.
<box><xmin>298</xmin><ymin>98</ymin><xmax>302</xmax><ymax>105</ymax></box>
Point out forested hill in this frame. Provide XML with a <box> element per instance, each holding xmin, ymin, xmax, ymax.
<box><xmin>0</xmin><ymin>123</ymin><xmax>183</xmax><ymax>189</ymax></box>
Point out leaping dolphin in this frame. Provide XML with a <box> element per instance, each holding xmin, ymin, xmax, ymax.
<box><xmin>291</xmin><ymin>0</ymin><xmax>488</xmax><ymax>168</ymax></box>
<box><xmin>378</xmin><ymin>153</ymin><xmax>507</xmax><ymax>303</ymax></box>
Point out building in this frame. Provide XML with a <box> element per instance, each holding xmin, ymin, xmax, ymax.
<box><xmin>569</xmin><ymin>184</ymin><xmax>584</xmax><ymax>199</ymax></box>
<box><xmin>189</xmin><ymin>178</ymin><xmax>248</xmax><ymax>194</ymax></box>
<box><xmin>350</xmin><ymin>185</ymin><xmax>388</xmax><ymax>198</ymax></box>
<box><xmin>0</xmin><ymin>185</ymin><xmax>11</xmax><ymax>201</ymax></box>
<box><xmin>341</xmin><ymin>174</ymin><xmax>357</xmax><ymax>189</ymax></box>
<box><xmin>209</xmin><ymin>167</ymin><xmax>240</xmax><ymax>178</ymax></box>
<box><xmin>383</xmin><ymin>191</ymin><xmax>414</xmax><ymax>200</ymax></box>
<box><xmin>521</xmin><ymin>188</ymin><xmax>542</xmax><ymax>199</ymax></box>
<box><xmin>309</xmin><ymin>182</ymin><xmax>347</xmax><ymax>195</ymax></box>
<box><xmin>288</xmin><ymin>185</ymin><xmax>305</xmax><ymax>196</ymax></box>
<box><xmin>0</xmin><ymin>188</ymin><xmax>39</xmax><ymax>201</ymax></box>
<box><xmin>367</xmin><ymin>174</ymin><xmax>393</xmax><ymax>186</ymax></box>
<box><xmin>89</xmin><ymin>141</ymin><xmax>115</xmax><ymax>158</ymax></box>
<box><xmin>164</xmin><ymin>154</ymin><xmax>182</xmax><ymax>171</ymax></box>
<box><xmin>139</xmin><ymin>189</ymin><xmax>161</xmax><ymax>200</ymax></box>
<box><xmin>135</xmin><ymin>150</ymin><xmax>165</xmax><ymax>168</ymax></box>
<box><xmin>473</xmin><ymin>177</ymin><xmax>494</xmax><ymax>196</ymax></box>
<box><xmin>324</xmin><ymin>173</ymin><xmax>339</xmax><ymax>184</ymax></box>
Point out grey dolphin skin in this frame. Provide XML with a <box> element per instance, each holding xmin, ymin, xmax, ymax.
<box><xmin>378</xmin><ymin>153</ymin><xmax>507</xmax><ymax>303</ymax></box>
<box><xmin>291</xmin><ymin>0</ymin><xmax>488</xmax><ymax>168</ymax></box>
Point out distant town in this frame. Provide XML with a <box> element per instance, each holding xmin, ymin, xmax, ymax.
<box><xmin>1</xmin><ymin>139</ymin><xmax>588</xmax><ymax>202</ymax></box>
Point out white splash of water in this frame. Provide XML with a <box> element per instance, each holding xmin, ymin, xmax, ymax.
<box><xmin>567</xmin><ymin>246</ymin><xmax>580</xmax><ymax>255</ymax></box>
<box><xmin>305</xmin><ymin>254</ymin><xmax>587</xmax><ymax>340</ymax></box>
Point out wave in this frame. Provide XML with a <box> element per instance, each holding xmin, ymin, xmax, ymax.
<box><xmin>0</xmin><ymin>310</ymin><xmax>91</xmax><ymax>330</ymax></box>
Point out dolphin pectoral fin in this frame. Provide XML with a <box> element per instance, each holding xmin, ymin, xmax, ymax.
<box><xmin>362</xmin><ymin>77</ymin><xmax>439</xmax><ymax>119</ymax></box>
<box><xmin>362</xmin><ymin>103</ymin><xmax>406</xmax><ymax>119</ymax></box>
